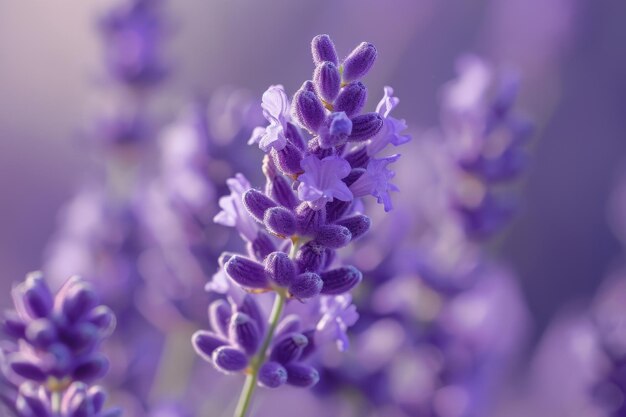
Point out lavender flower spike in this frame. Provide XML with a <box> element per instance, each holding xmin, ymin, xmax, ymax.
<box><xmin>248</xmin><ymin>85</ymin><xmax>291</xmax><ymax>152</ymax></box>
<box><xmin>298</xmin><ymin>155</ymin><xmax>353</xmax><ymax>210</ymax></box>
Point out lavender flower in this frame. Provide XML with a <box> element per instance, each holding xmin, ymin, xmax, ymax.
<box><xmin>194</xmin><ymin>34</ymin><xmax>410</xmax><ymax>417</ymax></box>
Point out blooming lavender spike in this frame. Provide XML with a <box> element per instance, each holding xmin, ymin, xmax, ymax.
<box><xmin>264</xmin><ymin>252</ymin><xmax>297</xmax><ymax>288</ymax></box>
<box><xmin>289</xmin><ymin>272</ymin><xmax>323</xmax><ymax>299</ymax></box>
<box><xmin>348</xmin><ymin>112</ymin><xmax>384</xmax><ymax>142</ymax></box>
<box><xmin>270</xmin><ymin>333</ymin><xmax>308</xmax><ymax>364</ymax></box>
<box><xmin>225</xmin><ymin>256</ymin><xmax>269</xmax><ymax>289</ymax></box>
<box><xmin>311</xmin><ymin>34</ymin><xmax>338</xmax><ymax>65</ymax></box>
<box><xmin>284</xmin><ymin>363</ymin><xmax>320</xmax><ymax>388</ymax></box>
<box><xmin>229</xmin><ymin>313</ymin><xmax>261</xmax><ymax>356</ymax></box>
<box><xmin>192</xmin><ymin>330</ymin><xmax>228</xmax><ymax>361</ymax></box>
<box><xmin>314</xmin><ymin>62</ymin><xmax>341</xmax><ymax>103</ymax></box>
<box><xmin>212</xmin><ymin>346</ymin><xmax>249</xmax><ymax>374</ymax></box>
<box><xmin>298</xmin><ymin>156</ymin><xmax>353</xmax><ymax>210</ymax></box>
<box><xmin>258</xmin><ymin>361</ymin><xmax>288</xmax><ymax>388</ymax></box>
<box><xmin>315</xmin><ymin>225</ymin><xmax>352</xmax><ymax>249</ymax></box>
<box><xmin>292</xmin><ymin>87</ymin><xmax>326</xmax><ymax>133</ymax></box>
<box><xmin>264</xmin><ymin>206</ymin><xmax>297</xmax><ymax>237</ymax></box>
<box><xmin>342</xmin><ymin>42</ymin><xmax>377</xmax><ymax>82</ymax></box>
<box><xmin>334</xmin><ymin>81</ymin><xmax>367</xmax><ymax>117</ymax></box>
<box><xmin>320</xmin><ymin>266</ymin><xmax>363</xmax><ymax>295</ymax></box>
<box><xmin>243</xmin><ymin>189</ymin><xmax>278</xmax><ymax>223</ymax></box>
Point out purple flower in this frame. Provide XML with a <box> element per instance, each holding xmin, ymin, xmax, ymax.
<box><xmin>248</xmin><ymin>85</ymin><xmax>291</xmax><ymax>152</ymax></box>
<box><xmin>316</xmin><ymin>295</ymin><xmax>358</xmax><ymax>352</ymax></box>
<box><xmin>298</xmin><ymin>156</ymin><xmax>353</xmax><ymax>210</ymax></box>
<box><xmin>214</xmin><ymin>174</ymin><xmax>259</xmax><ymax>242</ymax></box>
<box><xmin>350</xmin><ymin>154</ymin><xmax>401</xmax><ymax>212</ymax></box>
<box><xmin>367</xmin><ymin>87</ymin><xmax>411</xmax><ymax>156</ymax></box>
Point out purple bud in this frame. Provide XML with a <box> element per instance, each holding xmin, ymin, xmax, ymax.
<box><xmin>334</xmin><ymin>81</ymin><xmax>367</xmax><ymax>117</ymax></box>
<box><xmin>229</xmin><ymin>313</ymin><xmax>260</xmax><ymax>356</ymax></box>
<box><xmin>320</xmin><ymin>266</ymin><xmax>363</xmax><ymax>295</ymax></box>
<box><xmin>343</xmin><ymin>168</ymin><xmax>366</xmax><ymax>187</ymax></box>
<box><xmin>312</xmin><ymin>34</ymin><xmax>338</xmax><ymax>65</ymax></box>
<box><xmin>258</xmin><ymin>361</ymin><xmax>288</xmax><ymax>388</ymax></box>
<box><xmin>271</xmin><ymin>142</ymin><xmax>304</xmax><ymax>176</ymax></box>
<box><xmin>334</xmin><ymin>215</ymin><xmax>371</xmax><ymax>240</ymax></box>
<box><xmin>209</xmin><ymin>299</ymin><xmax>231</xmax><ymax>337</ymax></box>
<box><xmin>9</xmin><ymin>356</ymin><xmax>46</xmax><ymax>382</ymax></box>
<box><xmin>72</xmin><ymin>354</ymin><xmax>109</xmax><ymax>381</ymax></box>
<box><xmin>295</xmin><ymin>241</ymin><xmax>327</xmax><ymax>273</ymax></box>
<box><xmin>295</xmin><ymin>203</ymin><xmax>327</xmax><ymax>235</ymax></box>
<box><xmin>225</xmin><ymin>256</ymin><xmax>269</xmax><ymax>289</ymax></box>
<box><xmin>25</xmin><ymin>319</ymin><xmax>57</xmax><ymax>348</ymax></box>
<box><xmin>319</xmin><ymin>112</ymin><xmax>353</xmax><ymax>149</ymax></box>
<box><xmin>307</xmin><ymin>136</ymin><xmax>336</xmax><ymax>159</ymax></box>
<box><xmin>270</xmin><ymin>333</ymin><xmax>308</xmax><ymax>364</ymax></box>
<box><xmin>285</xmin><ymin>363</ymin><xmax>320</xmax><ymax>387</ymax></box>
<box><xmin>349</xmin><ymin>112</ymin><xmax>384</xmax><ymax>142</ymax></box>
<box><xmin>17</xmin><ymin>384</ymin><xmax>49</xmax><ymax>417</ymax></box>
<box><xmin>326</xmin><ymin>199</ymin><xmax>352</xmax><ymax>223</ymax></box>
<box><xmin>264</xmin><ymin>252</ymin><xmax>296</xmax><ymax>287</ymax></box>
<box><xmin>243</xmin><ymin>189</ymin><xmax>277</xmax><ymax>223</ymax></box>
<box><xmin>2</xmin><ymin>310</ymin><xmax>26</xmax><ymax>339</ymax></box>
<box><xmin>212</xmin><ymin>346</ymin><xmax>249</xmax><ymax>373</ymax></box>
<box><xmin>315</xmin><ymin>225</ymin><xmax>352</xmax><ymax>249</ymax></box>
<box><xmin>264</xmin><ymin>207</ymin><xmax>297</xmax><ymax>237</ymax></box>
<box><xmin>342</xmin><ymin>42</ymin><xmax>377</xmax><ymax>82</ymax></box>
<box><xmin>88</xmin><ymin>386</ymin><xmax>107</xmax><ymax>412</ymax></box>
<box><xmin>85</xmin><ymin>306</ymin><xmax>116</xmax><ymax>335</ymax></box>
<box><xmin>289</xmin><ymin>272</ymin><xmax>323</xmax><ymax>299</ymax></box>
<box><xmin>300</xmin><ymin>330</ymin><xmax>316</xmax><ymax>360</ymax></box>
<box><xmin>20</xmin><ymin>272</ymin><xmax>53</xmax><ymax>319</ymax></box>
<box><xmin>266</xmin><ymin>175</ymin><xmax>298</xmax><ymax>209</ymax></box>
<box><xmin>285</xmin><ymin>122</ymin><xmax>307</xmax><ymax>151</ymax></box>
<box><xmin>344</xmin><ymin>146</ymin><xmax>370</xmax><ymax>169</ymax></box>
<box><xmin>292</xmin><ymin>88</ymin><xmax>325</xmax><ymax>133</ymax></box>
<box><xmin>192</xmin><ymin>330</ymin><xmax>227</xmax><ymax>361</ymax></box>
<box><xmin>61</xmin><ymin>281</ymin><xmax>98</xmax><ymax>323</ymax></box>
<box><xmin>323</xmin><ymin>248</ymin><xmax>337</xmax><ymax>270</ymax></box>
<box><xmin>247</xmin><ymin>231</ymin><xmax>276</xmax><ymax>261</ymax></box>
<box><xmin>313</xmin><ymin>62</ymin><xmax>340</xmax><ymax>103</ymax></box>
<box><xmin>276</xmin><ymin>315</ymin><xmax>301</xmax><ymax>337</ymax></box>
<box><xmin>238</xmin><ymin>294</ymin><xmax>266</xmax><ymax>335</ymax></box>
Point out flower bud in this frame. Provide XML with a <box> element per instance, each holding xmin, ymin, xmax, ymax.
<box><xmin>292</xmin><ymin>88</ymin><xmax>325</xmax><ymax>133</ymax></box>
<box><xmin>314</xmin><ymin>62</ymin><xmax>340</xmax><ymax>103</ymax></box>
<box><xmin>264</xmin><ymin>252</ymin><xmax>296</xmax><ymax>287</ymax></box>
<box><xmin>315</xmin><ymin>225</ymin><xmax>352</xmax><ymax>249</ymax></box>
<box><xmin>344</xmin><ymin>146</ymin><xmax>370</xmax><ymax>169</ymax></box>
<box><xmin>20</xmin><ymin>272</ymin><xmax>53</xmax><ymax>319</ymax></box>
<box><xmin>264</xmin><ymin>207</ymin><xmax>297</xmax><ymax>237</ymax></box>
<box><xmin>266</xmin><ymin>175</ymin><xmax>298</xmax><ymax>209</ymax></box>
<box><xmin>312</xmin><ymin>34</ymin><xmax>338</xmax><ymax>65</ymax></box>
<box><xmin>307</xmin><ymin>136</ymin><xmax>335</xmax><ymax>159</ymax></box>
<box><xmin>271</xmin><ymin>142</ymin><xmax>304</xmax><ymax>176</ymax></box>
<box><xmin>334</xmin><ymin>81</ymin><xmax>367</xmax><ymax>117</ymax></box>
<box><xmin>85</xmin><ymin>306</ymin><xmax>116</xmax><ymax>336</ymax></box>
<box><xmin>342</xmin><ymin>42</ymin><xmax>377</xmax><ymax>82</ymax></box>
<box><xmin>72</xmin><ymin>354</ymin><xmax>109</xmax><ymax>381</ymax></box>
<box><xmin>320</xmin><ymin>266</ymin><xmax>363</xmax><ymax>295</ymax></box>
<box><xmin>285</xmin><ymin>122</ymin><xmax>307</xmax><ymax>150</ymax></box>
<box><xmin>229</xmin><ymin>313</ymin><xmax>261</xmax><ymax>356</ymax></box>
<box><xmin>334</xmin><ymin>215</ymin><xmax>371</xmax><ymax>240</ymax></box>
<box><xmin>209</xmin><ymin>299</ymin><xmax>231</xmax><ymax>337</ymax></box>
<box><xmin>285</xmin><ymin>363</ymin><xmax>320</xmax><ymax>387</ymax></box>
<box><xmin>270</xmin><ymin>333</ymin><xmax>308</xmax><ymax>364</ymax></box>
<box><xmin>192</xmin><ymin>330</ymin><xmax>227</xmax><ymax>361</ymax></box>
<box><xmin>247</xmin><ymin>231</ymin><xmax>276</xmax><ymax>261</ymax></box>
<box><xmin>295</xmin><ymin>203</ymin><xmax>326</xmax><ymax>235</ymax></box>
<box><xmin>17</xmin><ymin>384</ymin><xmax>48</xmax><ymax>416</ymax></box>
<box><xmin>319</xmin><ymin>112</ymin><xmax>352</xmax><ymax>149</ymax></box>
<box><xmin>349</xmin><ymin>112</ymin><xmax>384</xmax><ymax>142</ymax></box>
<box><xmin>258</xmin><ymin>361</ymin><xmax>288</xmax><ymax>388</ymax></box>
<box><xmin>25</xmin><ymin>318</ymin><xmax>57</xmax><ymax>348</ymax></box>
<box><xmin>212</xmin><ymin>346</ymin><xmax>248</xmax><ymax>373</ymax></box>
<box><xmin>326</xmin><ymin>199</ymin><xmax>352</xmax><ymax>223</ymax></box>
<box><xmin>9</xmin><ymin>355</ymin><xmax>46</xmax><ymax>382</ymax></box>
<box><xmin>2</xmin><ymin>310</ymin><xmax>26</xmax><ymax>339</ymax></box>
<box><xmin>289</xmin><ymin>272</ymin><xmax>323</xmax><ymax>299</ymax></box>
<box><xmin>295</xmin><ymin>241</ymin><xmax>327</xmax><ymax>273</ymax></box>
<box><xmin>243</xmin><ymin>189</ymin><xmax>277</xmax><ymax>223</ymax></box>
<box><xmin>225</xmin><ymin>256</ymin><xmax>269</xmax><ymax>289</ymax></box>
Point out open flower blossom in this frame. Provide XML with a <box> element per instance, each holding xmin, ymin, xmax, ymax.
<box><xmin>367</xmin><ymin>87</ymin><xmax>411</xmax><ymax>156</ymax></box>
<box><xmin>214</xmin><ymin>174</ymin><xmax>258</xmax><ymax>242</ymax></box>
<box><xmin>298</xmin><ymin>155</ymin><xmax>353</xmax><ymax>210</ymax></box>
<box><xmin>350</xmin><ymin>154</ymin><xmax>401</xmax><ymax>212</ymax></box>
<box><xmin>248</xmin><ymin>85</ymin><xmax>291</xmax><ymax>152</ymax></box>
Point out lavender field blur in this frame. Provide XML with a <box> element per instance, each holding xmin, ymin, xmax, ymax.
<box><xmin>1</xmin><ymin>1</ymin><xmax>626</xmax><ymax>417</ymax></box>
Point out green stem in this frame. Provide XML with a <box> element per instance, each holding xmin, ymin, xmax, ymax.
<box><xmin>233</xmin><ymin>237</ymin><xmax>301</xmax><ymax>417</ymax></box>
<box><xmin>233</xmin><ymin>291</ymin><xmax>286</xmax><ymax>417</ymax></box>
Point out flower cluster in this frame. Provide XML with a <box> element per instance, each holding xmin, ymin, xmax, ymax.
<box><xmin>1</xmin><ymin>273</ymin><xmax>119</xmax><ymax>417</ymax></box>
<box><xmin>192</xmin><ymin>34</ymin><xmax>409</xmax><ymax>416</ymax></box>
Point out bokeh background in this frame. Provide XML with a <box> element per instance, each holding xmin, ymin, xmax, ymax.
<box><xmin>0</xmin><ymin>0</ymin><xmax>624</xmax><ymax>383</ymax></box>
